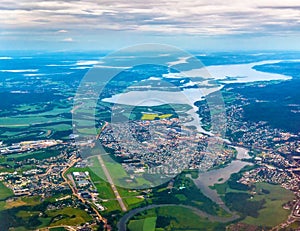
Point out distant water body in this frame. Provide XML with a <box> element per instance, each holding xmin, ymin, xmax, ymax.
<box><xmin>102</xmin><ymin>60</ymin><xmax>294</xmax><ymax>107</ymax></box>
<box><xmin>102</xmin><ymin>60</ymin><xmax>294</xmax><ymax>133</ymax></box>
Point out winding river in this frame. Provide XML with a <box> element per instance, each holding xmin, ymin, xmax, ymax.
<box><xmin>117</xmin><ymin>146</ymin><xmax>252</xmax><ymax>230</ymax></box>
<box><xmin>117</xmin><ymin>204</ymin><xmax>239</xmax><ymax>231</ymax></box>
<box><xmin>191</xmin><ymin>146</ymin><xmax>253</xmax><ymax>211</ymax></box>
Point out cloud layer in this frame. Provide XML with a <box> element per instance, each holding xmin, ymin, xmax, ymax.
<box><xmin>1</xmin><ymin>0</ymin><xmax>300</xmax><ymax>36</ymax></box>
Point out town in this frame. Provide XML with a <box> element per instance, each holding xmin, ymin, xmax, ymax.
<box><xmin>1</xmin><ymin>106</ymin><xmax>300</xmax><ymax>230</ymax></box>
<box><xmin>99</xmin><ymin>118</ymin><xmax>236</xmax><ymax>176</ymax></box>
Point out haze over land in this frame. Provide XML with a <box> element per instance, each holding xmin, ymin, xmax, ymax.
<box><xmin>1</xmin><ymin>1</ymin><xmax>300</xmax><ymax>51</ymax></box>
<box><xmin>1</xmin><ymin>1</ymin><xmax>300</xmax><ymax>230</ymax></box>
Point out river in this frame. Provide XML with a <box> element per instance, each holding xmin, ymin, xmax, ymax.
<box><xmin>117</xmin><ymin>204</ymin><xmax>239</xmax><ymax>231</ymax></box>
<box><xmin>191</xmin><ymin>146</ymin><xmax>252</xmax><ymax>211</ymax></box>
<box><xmin>117</xmin><ymin>146</ymin><xmax>252</xmax><ymax>230</ymax></box>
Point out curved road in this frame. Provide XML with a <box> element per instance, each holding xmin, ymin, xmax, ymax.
<box><xmin>117</xmin><ymin>204</ymin><xmax>239</xmax><ymax>231</ymax></box>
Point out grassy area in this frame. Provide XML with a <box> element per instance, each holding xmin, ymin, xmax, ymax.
<box><xmin>17</xmin><ymin>210</ymin><xmax>40</xmax><ymax>219</ymax></box>
<box><xmin>65</xmin><ymin>160</ymin><xmax>122</xmax><ymax>212</ymax></box>
<box><xmin>142</xmin><ymin>217</ymin><xmax>156</xmax><ymax>231</ymax></box>
<box><xmin>98</xmin><ymin>155</ymin><xmax>154</xmax><ymax>188</ymax></box>
<box><xmin>151</xmin><ymin>173</ymin><xmax>229</xmax><ymax>217</ymax></box>
<box><xmin>128</xmin><ymin>206</ymin><xmax>225</xmax><ymax>230</ymax></box>
<box><xmin>0</xmin><ymin>102</ymin><xmax>72</xmax><ymax>143</ymax></box>
<box><xmin>76</xmin><ymin>128</ymin><xmax>96</xmax><ymax>135</ymax></box>
<box><xmin>46</xmin><ymin>207</ymin><xmax>92</xmax><ymax>227</ymax></box>
<box><xmin>283</xmin><ymin>221</ymin><xmax>300</xmax><ymax>230</ymax></box>
<box><xmin>128</xmin><ymin>218</ymin><xmax>145</xmax><ymax>231</ymax></box>
<box><xmin>0</xmin><ymin>166</ymin><xmax>14</xmax><ymax>173</ymax></box>
<box><xmin>128</xmin><ymin>217</ymin><xmax>156</xmax><ymax>231</ymax></box>
<box><xmin>141</xmin><ymin>113</ymin><xmax>172</xmax><ymax>120</ymax></box>
<box><xmin>49</xmin><ymin>227</ymin><xmax>68</xmax><ymax>231</ymax></box>
<box><xmin>66</xmin><ymin>157</ymin><xmax>146</xmax><ymax>212</ymax></box>
<box><xmin>5</xmin><ymin>196</ymin><xmax>41</xmax><ymax>209</ymax></box>
<box><xmin>212</xmin><ymin>170</ymin><xmax>295</xmax><ymax>228</ymax></box>
<box><xmin>0</xmin><ymin>182</ymin><xmax>13</xmax><ymax>201</ymax></box>
<box><xmin>44</xmin><ymin>123</ymin><xmax>71</xmax><ymax>132</ymax></box>
<box><xmin>65</xmin><ymin>165</ymin><xmax>116</xmax><ymax>201</ymax></box>
<box><xmin>101</xmin><ymin>200</ymin><xmax>121</xmax><ymax>212</ymax></box>
<box><xmin>6</xmin><ymin>147</ymin><xmax>64</xmax><ymax>161</ymax></box>
<box><xmin>0</xmin><ymin>201</ymin><xmax>6</xmax><ymax>211</ymax></box>
<box><xmin>242</xmin><ymin>183</ymin><xmax>294</xmax><ymax>227</ymax></box>
<box><xmin>90</xmin><ymin>155</ymin><xmax>147</xmax><ymax>191</ymax></box>
<box><xmin>22</xmin><ymin>196</ymin><xmax>42</xmax><ymax>205</ymax></box>
<box><xmin>123</xmin><ymin>197</ymin><xmax>145</xmax><ymax>210</ymax></box>
<box><xmin>0</xmin><ymin>115</ymin><xmax>68</xmax><ymax>126</ymax></box>
<box><xmin>105</xmin><ymin>161</ymin><xmax>128</xmax><ymax>180</ymax></box>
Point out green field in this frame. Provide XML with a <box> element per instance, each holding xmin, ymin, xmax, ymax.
<box><xmin>213</xmin><ymin>170</ymin><xmax>295</xmax><ymax>228</ymax></box>
<box><xmin>0</xmin><ymin>115</ymin><xmax>68</xmax><ymax>127</ymax></box>
<box><xmin>46</xmin><ymin>207</ymin><xmax>92</xmax><ymax>227</ymax></box>
<box><xmin>67</xmin><ymin>157</ymin><xmax>146</xmax><ymax>212</ymax></box>
<box><xmin>0</xmin><ymin>195</ymin><xmax>87</xmax><ymax>230</ymax></box>
<box><xmin>0</xmin><ymin>182</ymin><xmax>13</xmax><ymax>201</ymax></box>
<box><xmin>128</xmin><ymin>218</ymin><xmax>144</xmax><ymax>231</ymax></box>
<box><xmin>17</xmin><ymin>210</ymin><xmax>40</xmax><ymax>219</ymax></box>
<box><xmin>141</xmin><ymin>113</ymin><xmax>172</xmax><ymax>120</ymax></box>
<box><xmin>127</xmin><ymin>206</ymin><xmax>225</xmax><ymax>230</ymax></box>
<box><xmin>143</xmin><ymin>217</ymin><xmax>156</xmax><ymax>231</ymax></box>
<box><xmin>0</xmin><ymin>99</ymin><xmax>72</xmax><ymax>143</ymax></box>
<box><xmin>65</xmin><ymin>162</ymin><xmax>122</xmax><ymax>212</ymax></box>
<box><xmin>284</xmin><ymin>221</ymin><xmax>300</xmax><ymax>230</ymax></box>
<box><xmin>128</xmin><ymin>217</ymin><xmax>156</xmax><ymax>231</ymax></box>
<box><xmin>242</xmin><ymin>183</ymin><xmax>294</xmax><ymax>227</ymax></box>
<box><xmin>151</xmin><ymin>173</ymin><xmax>229</xmax><ymax>217</ymax></box>
<box><xmin>5</xmin><ymin>147</ymin><xmax>64</xmax><ymax>161</ymax></box>
<box><xmin>49</xmin><ymin>227</ymin><xmax>68</xmax><ymax>231</ymax></box>
<box><xmin>123</xmin><ymin>197</ymin><xmax>144</xmax><ymax>210</ymax></box>
<box><xmin>89</xmin><ymin>154</ymin><xmax>150</xmax><ymax>189</ymax></box>
<box><xmin>4</xmin><ymin>196</ymin><xmax>42</xmax><ymax>210</ymax></box>
<box><xmin>66</xmin><ymin>165</ymin><xmax>117</xmax><ymax>201</ymax></box>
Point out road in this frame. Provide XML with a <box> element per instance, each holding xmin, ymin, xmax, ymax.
<box><xmin>61</xmin><ymin>158</ymin><xmax>83</xmax><ymax>201</ymax></box>
<box><xmin>38</xmin><ymin>225</ymin><xmax>77</xmax><ymax>231</ymax></box>
<box><xmin>97</xmin><ymin>155</ymin><xmax>127</xmax><ymax>212</ymax></box>
<box><xmin>61</xmin><ymin>157</ymin><xmax>109</xmax><ymax>229</ymax></box>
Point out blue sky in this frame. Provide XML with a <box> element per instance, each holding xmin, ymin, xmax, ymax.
<box><xmin>1</xmin><ymin>0</ymin><xmax>300</xmax><ymax>51</ymax></box>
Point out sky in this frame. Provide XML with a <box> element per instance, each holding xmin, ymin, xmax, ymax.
<box><xmin>1</xmin><ymin>0</ymin><xmax>300</xmax><ymax>51</ymax></box>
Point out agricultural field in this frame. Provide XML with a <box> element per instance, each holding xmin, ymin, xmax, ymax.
<box><xmin>242</xmin><ymin>183</ymin><xmax>294</xmax><ymax>227</ymax></box>
<box><xmin>4</xmin><ymin>196</ymin><xmax>41</xmax><ymax>210</ymax></box>
<box><xmin>141</xmin><ymin>113</ymin><xmax>172</xmax><ymax>120</ymax></box>
<box><xmin>46</xmin><ymin>207</ymin><xmax>93</xmax><ymax>227</ymax></box>
<box><xmin>128</xmin><ymin>217</ymin><xmax>156</xmax><ymax>231</ymax></box>
<box><xmin>4</xmin><ymin>146</ymin><xmax>66</xmax><ymax>161</ymax></box>
<box><xmin>127</xmin><ymin>206</ymin><xmax>225</xmax><ymax>230</ymax></box>
<box><xmin>0</xmin><ymin>97</ymin><xmax>73</xmax><ymax>144</ymax></box>
<box><xmin>213</xmin><ymin>173</ymin><xmax>295</xmax><ymax>228</ymax></box>
<box><xmin>0</xmin><ymin>182</ymin><xmax>13</xmax><ymax>201</ymax></box>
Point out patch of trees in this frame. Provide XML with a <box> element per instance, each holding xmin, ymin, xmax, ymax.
<box><xmin>227</xmin><ymin>173</ymin><xmax>250</xmax><ymax>191</ymax></box>
<box><xmin>155</xmin><ymin>216</ymin><xmax>172</xmax><ymax>228</ymax></box>
<box><xmin>225</xmin><ymin>192</ymin><xmax>265</xmax><ymax>218</ymax></box>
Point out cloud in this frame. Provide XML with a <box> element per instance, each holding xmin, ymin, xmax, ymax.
<box><xmin>57</xmin><ymin>29</ymin><xmax>68</xmax><ymax>33</ymax></box>
<box><xmin>62</xmin><ymin>37</ymin><xmax>73</xmax><ymax>42</ymax></box>
<box><xmin>1</xmin><ymin>0</ymin><xmax>300</xmax><ymax>36</ymax></box>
